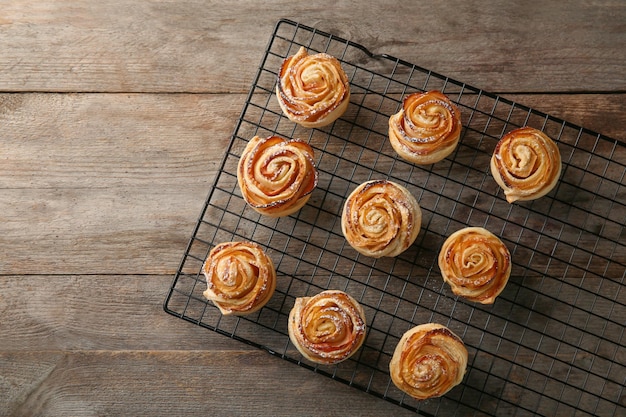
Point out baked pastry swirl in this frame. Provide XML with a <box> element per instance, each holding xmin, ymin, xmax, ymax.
<box><xmin>341</xmin><ymin>180</ymin><xmax>421</xmax><ymax>258</ymax></box>
<box><xmin>490</xmin><ymin>126</ymin><xmax>562</xmax><ymax>203</ymax></box>
<box><xmin>438</xmin><ymin>227</ymin><xmax>512</xmax><ymax>304</ymax></box>
<box><xmin>388</xmin><ymin>90</ymin><xmax>462</xmax><ymax>165</ymax></box>
<box><xmin>202</xmin><ymin>241</ymin><xmax>276</xmax><ymax>316</ymax></box>
<box><xmin>288</xmin><ymin>290</ymin><xmax>367</xmax><ymax>365</ymax></box>
<box><xmin>237</xmin><ymin>135</ymin><xmax>318</xmax><ymax>217</ymax></box>
<box><xmin>390</xmin><ymin>323</ymin><xmax>468</xmax><ymax>400</ymax></box>
<box><xmin>276</xmin><ymin>46</ymin><xmax>350</xmax><ymax>128</ymax></box>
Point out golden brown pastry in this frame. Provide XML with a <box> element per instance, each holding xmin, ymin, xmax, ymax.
<box><xmin>341</xmin><ymin>180</ymin><xmax>421</xmax><ymax>258</ymax></box>
<box><xmin>276</xmin><ymin>46</ymin><xmax>350</xmax><ymax>128</ymax></box>
<box><xmin>390</xmin><ymin>323</ymin><xmax>468</xmax><ymax>400</ymax></box>
<box><xmin>438</xmin><ymin>227</ymin><xmax>512</xmax><ymax>304</ymax></box>
<box><xmin>202</xmin><ymin>241</ymin><xmax>276</xmax><ymax>316</ymax></box>
<box><xmin>490</xmin><ymin>126</ymin><xmax>562</xmax><ymax>203</ymax></box>
<box><xmin>237</xmin><ymin>135</ymin><xmax>318</xmax><ymax>217</ymax></box>
<box><xmin>388</xmin><ymin>90</ymin><xmax>462</xmax><ymax>165</ymax></box>
<box><xmin>288</xmin><ymin>290</ymin><xmax>367</xmax><ymax>365</ymax></box>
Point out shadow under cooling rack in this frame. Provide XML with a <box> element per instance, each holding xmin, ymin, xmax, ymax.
<box><xmin>165</xmin><ymin>19</ymin><xmax>626</xmax><ymax>417</ymax></box>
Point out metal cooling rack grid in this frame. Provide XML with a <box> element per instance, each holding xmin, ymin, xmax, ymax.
<box><xmin>164</xmin><ymin>19</ymin><xmax>625</xmax><ymax>416</ymax></box>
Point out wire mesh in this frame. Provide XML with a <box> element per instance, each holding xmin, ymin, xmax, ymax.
<box><xmin>164</xmin><ymin>19</ymin><xmax>626</xmax><ymax>416</ymax></box>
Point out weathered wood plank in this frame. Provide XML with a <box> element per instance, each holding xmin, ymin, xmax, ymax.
<box><xmin>1</xmin><ymin>93</ymin><xmax>624</xmax><ymax>275</ymax></box>
<box><xmin>1</xmin><ymin>186</ymin><xmax>205</xmax><ymax>275</ymax></box>
<box><xmin>0</xmin><ymin>93</ymin><xmax>240</xmax><ymax>189</ymax></box>
<box><xmin>2</xmin><ymin>345</ymin><xmax>622</xmax><ymax>416</ymax></box>
<box><xmin>2</xmin><ymin>274</ymin><xmax>621</xmax><ymax>354</ymax></box>
<box><xmin>501</xmin><ymin>94</ymin><xmax>626</xmax><ymax>142</ymax></box>
<box><xmin>0</xmin><ymin>1</ymin><xmax>624</xmax><ymax>93</ymax></box>
<box><xmin>0</xmin><ymin>93</ymin><xmax>237</xmax><ymax>275</ymax></box>
<box><xmin>0</xmin><ymin>275</ymin><xmax>231</xmax><ymax>352</ymax></box>
<box><xmin>0</xmin><ymin>350</ymin><xmax>418</xmax><ymax>417</ymax></box>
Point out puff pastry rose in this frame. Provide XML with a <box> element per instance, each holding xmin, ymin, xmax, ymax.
<box><xmin>438</xmin><ymin>227</ymin><xmax>512</xmax><ymax>304</ymax></box>
<box><xmin>388</xmin><ymin>90</ymin><xmax>462</xmax><ymax>165</ymax></box>
<box><xmin>237</xmin><ymin>135</ymin><xmax>318</xmax><ymax>217</ymax></box>
<box><xmin>490</xmin><ymin>126</ymin><xmax>562</xmax><ymax>203</ymax></box>
<box><xmin>341</xmin><ymin>180</ymin><xmax>421</xmax><ymax>258</ymax></box>
<box><xmin>202</xmin><ymin>241</ymin><xmax>276</xmax><ymax>316</ymax></box>
<box><xmin>276</xmin><ymin>46</ymin><xmax>350</xmax><ymax>128</ymax></box>
<box><xmin>390</xmin><ymin>323</ymin><xmax>468</xmax><ymax>400</ymax></box>
<box><xmin>288</xmin><ymin>290</ymin><xmax>367</xmax><ymax>365</ymax></box>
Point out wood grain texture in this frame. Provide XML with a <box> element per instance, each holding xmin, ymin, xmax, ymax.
<box><xmin>1</xmin><ymin>93</ymin><xmax>624</xmax><ymax>276</ymax></box>
<box><xmin>1</xmin><ymin>1</ymin><xmax>625</xmax><ymax>416</ymax></box>
<box><xmin>0</xmin><ymin>93</ymin><xmax>239</xmax><ymax>275</ymax></box>
<box><xmin>0</xmin><ymin>350</ymin><xmax>417</xmax><ymax>417</ymax></box>
<box><xmin>501</xmin><ymin>94</ymin><xmax>626</xmax><ymax>141</ymax></box>
<box><xmin>0</xmin><ymin>275</ymin><xmax>228</xmax><ymax>352</ymax></box>
<box><xmin>0</xmin><ymin>1</ymin><xmax>624</xmax><ymax>93</ymax></box>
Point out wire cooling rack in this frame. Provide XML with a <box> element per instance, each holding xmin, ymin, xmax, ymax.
<box><xmin>164</xmin><ymin>19</ymin><xmax>625</xmax><ymax>416</ymax></box>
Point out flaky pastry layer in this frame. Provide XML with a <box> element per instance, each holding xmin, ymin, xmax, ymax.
<box><xmin>490</xmin><ymin>126</ymin><xmax>562</xmax><ymax>203</ymax></box>
<box><xmin>389</xmin><ymin>90</ymin><xmax>462</xmax><ymax>165</ymax></box>
<box><xmin>390</xmin><ymin>323</ymin><xmax>468</xmax><ymax>400</ymax></box>
<box><xmin>288</xmin><ymin>290</ymin><xmax>367</xmax><ymax>365</ymax></box>
<box><xmin>276</xmin><ymin>46</ymin><xmax>350</xmax><ymax>128</ymax></box>
<box><xmin>202</xmin><ymin>241</ymin><xmax>276</xmax><ymax>316</ymax></box>
<box><xmin>237</xmin><ymin>135</ymin><xmax>318</xmax><ymax>217</ymax></box>
<box><xmin>341</xmin><ymin>179</ymin><xmax>421</xmax><ymax>258</ymax></box>
<box><xmin>438</xmin><ymin>227</ymin><xmax>511</xmax><ymax>304</ymax></box>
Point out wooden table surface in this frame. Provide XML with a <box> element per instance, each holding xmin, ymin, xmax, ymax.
<box><xmin>1</xmin><ymin>1</ymin><xmax>625</xmax><ymax>416</ymax></box>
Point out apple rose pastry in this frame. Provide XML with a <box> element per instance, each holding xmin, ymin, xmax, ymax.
<box><xmin>490</xmin><ymin>126</ymin><xmax>562</xmax><ymax>203</ymax></box>
<box><xmin>390</xmin><ymin>323</ymin><xmax>468</xmax><ymax>400</ymax></box>
<box><xmin>288</xmin><ymin>290</ymin><xmax>367</xmax><ymax>365</ymax></box>
<box><xmin>438</xmin><ymin>227</ymin><xmax>512</xmax><ymax>304</ymax></box>
<box><xmin>341</xmin><ymin>180</ymin><xmax>421</xmax><ymax>258</ymax></box>
<box><xmin>202</xmin><ymin>241</ymin><xmax>276</xmax><ymax>316</ymax></box>
<box><xmin>388</xmin><ymin>90</ymin><xmax>462</xmax><ymax>165</ymax></box>
<box><xmin>237</xmin><ymin>135</ymin><xmax>318</xmax><ymax>217</ymax></box>
<box><xmin>276</xmin><ymin>46</ymin><xmax>350</xmax><ymax>128</ymax></box>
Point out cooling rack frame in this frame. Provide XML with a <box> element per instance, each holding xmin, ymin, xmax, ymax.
<box><xmin>164</xmin><ymin>19</ymin><xmax>625</xmax><ymax>416</ymax></box>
